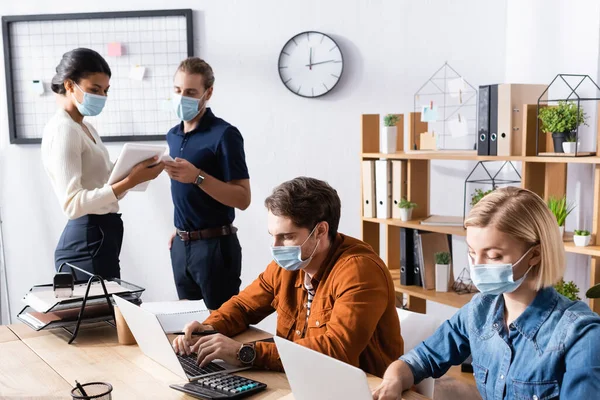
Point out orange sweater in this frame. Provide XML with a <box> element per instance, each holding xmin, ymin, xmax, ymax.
<box><xmin>204</xmin><ymin>233</ymin><xmax>403</xmax><ymax>378</ymax></box>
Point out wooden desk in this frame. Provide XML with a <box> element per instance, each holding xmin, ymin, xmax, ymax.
<box><xmin>4</xmin><ymin>323</ymin><xmax>426</xmax><ymax>399</ymax></box>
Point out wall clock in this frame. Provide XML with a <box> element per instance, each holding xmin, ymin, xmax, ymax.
<box><xmin>278</xmin><ymin>31</ymin><xmax>344</xmax><ymax>98</ymax></box>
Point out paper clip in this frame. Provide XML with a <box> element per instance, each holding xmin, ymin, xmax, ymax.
<box><xmin>458</xmin><ymin>113</ymin><xmax>462</xmax><ymax>123</ymax></box>
<box><xmin>430</xmin><ymin>100</ymin><xmax>433</xmax><ymax>110</ymax></box>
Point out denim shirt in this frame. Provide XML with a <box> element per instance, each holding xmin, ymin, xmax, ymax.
<box><xmin>401</xmin><ymin>287</ymin><xmax>600</xmax><ymax>399</ymax></box>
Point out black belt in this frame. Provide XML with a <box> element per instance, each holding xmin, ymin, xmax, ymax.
<box><xmin>177</xmin><ymin>225</ymin><xmax>237</xmax><ymax>241</ymax></box>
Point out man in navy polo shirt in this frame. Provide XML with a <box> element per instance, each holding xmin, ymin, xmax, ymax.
<box><xmin>164</xmin><ymin>57</ymin><xmax>251</xmax><ymax>309</ymax></box>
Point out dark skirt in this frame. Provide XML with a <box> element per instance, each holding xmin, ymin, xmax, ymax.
<box><xmin>55</xmin><ymin>213</ymin><xmax>124</xmax><ymax>281</ymax></box>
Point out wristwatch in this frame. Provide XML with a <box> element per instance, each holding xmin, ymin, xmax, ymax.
<box><xmin>194</xmin><ymin>171</ymin><xmax>205</xmax><ymax>186</ymax></box>
<box><xmin>237</xmin><ymin>343</ymin><xmax>256</xmax><ymax>366</ymax></box>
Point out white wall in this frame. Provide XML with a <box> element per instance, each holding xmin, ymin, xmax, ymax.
<box><xmin>1</xmin><ymin>0</ymin><xmax>510</xmax><ymax>324</ymax></box>
<box><xmin>505</xmin><ymin>0</ymin><xmax>600</xmax><ymax>301</ymax></box>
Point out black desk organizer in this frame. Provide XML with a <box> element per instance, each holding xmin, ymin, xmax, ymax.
<box><xmin>18</xmin><ymin>263</ymin><xmax>144</xmax><ymax>344</ymax></box>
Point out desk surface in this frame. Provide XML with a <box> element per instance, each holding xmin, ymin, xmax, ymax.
<box><xmin>3</xmin><ymin>323</ymin><xmax>427</xmax><ymax>400</ymax></box>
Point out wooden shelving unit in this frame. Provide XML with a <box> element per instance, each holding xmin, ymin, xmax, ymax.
<box><xmin>360</xmin><ymin>112</ymin><xmax>600</xmax><ymax>315</ymax></box>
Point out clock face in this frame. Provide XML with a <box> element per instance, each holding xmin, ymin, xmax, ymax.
<box><xmin>278</xmin><ymin>31</ymin><xmax>344</xmax><ymax>98</ymax></box>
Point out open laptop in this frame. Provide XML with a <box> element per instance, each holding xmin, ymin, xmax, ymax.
<box><xmin>274</xmin><ymin>336</ymin><xmax>372</xmax><ymax>400</ymax></box>
<box><xmin>114</xmin><ymin>295</ymin><xmax>250</xmax><ymax>381</ymax></box>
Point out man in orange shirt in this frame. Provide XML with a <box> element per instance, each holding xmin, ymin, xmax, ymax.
<box><xmin>172</xmin><ymin>177</ymin><xmax>402</xmax><ymax>377</ymax></box>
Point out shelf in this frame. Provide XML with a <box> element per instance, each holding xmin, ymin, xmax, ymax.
<box><xmin>563</xmin><ymin>239</ymin><xmax>600</xmax><ymax>257</ymax></box>
<box><xmin>365</xmin><ymin>218</ymin><xmax>600</xmax><ymax>257</ymax></box>
<box><xmin>363</xmin><ymin>217</ymin><xmax>467</xmax><ymax>236</ymax></box>
<box><xmin>362</xmin><ymin>151</ymin><xmax>600</xmax><ymax>164</ymax></box>
<box><xmin>390</xmin><ymin>270</ymin><xmax>476</xmax><ymax>309</ymax></box>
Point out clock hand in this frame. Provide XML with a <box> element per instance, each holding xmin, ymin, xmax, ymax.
<box><xmin>309</xmin><ymin>48</ymin><xmax>313</xmax><ymax>70</ymax></box>
<box><xmin>304</xmin><ymin>60</ymin><xmax>337</xmax><ymax>67</ymax></box>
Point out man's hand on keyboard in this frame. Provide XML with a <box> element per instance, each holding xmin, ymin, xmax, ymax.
<box><xmin>172</xmin><ymin>321</ymin><xmax>216</xmax><ymax>355</ymax></box>
<box><xmin>192</xmin><ymin>333</ymin><xmax>244</xmax><ymax>368</ymax></box>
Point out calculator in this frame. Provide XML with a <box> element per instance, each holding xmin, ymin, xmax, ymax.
<box><xmin>170</xmin><ymin>373</ymin><xmax>267</xmax><ymax>399</ymax></box>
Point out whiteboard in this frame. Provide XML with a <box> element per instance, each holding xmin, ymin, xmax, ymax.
<box><xmin>2</xmin><ymin>9</ymin><xmax>193</xmax><ymax>144</ymax></box>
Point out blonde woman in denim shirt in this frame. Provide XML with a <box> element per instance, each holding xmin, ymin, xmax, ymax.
<box><xmin>374</xmin><ymin>187</ymin><xmax>600</xmax><ymax>400</ymax></box>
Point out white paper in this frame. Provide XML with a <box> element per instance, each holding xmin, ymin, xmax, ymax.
<box><xmin>31</xmin><ymin>80</ymin><xmax>44</xmax><ymax>95</ymax></box>
<box><xmin>129</xmin><ymin>65</ymin><xmax>146</xmax><ymax>81</ymax></box>
<box><xmin>448</xmin><ymin>77</ymin><xmax>466</xmax><ymax>99</ymax></box>
<box><xmin>421</xmin><ymin>106</ymin><xmax>438</xmax><ymax>122</ymax></box>
<box><xmin>23</xmin><ymin>281</ymin><xmax>131</xmax><ymax>313</ymax></box>
<box><xmin>141</xmin><ymin>300</ymin><xmax>210</xmax><ymax>334</ymax></box>
<box><xmin>449</xmin><ymin>117</ymin><xmax>469</xmax><ymax>137</ymax></box>
<box><xmin>141</xmin><ymin>300</ymin><xmax>207</xmax><ymax>315</ymax></box>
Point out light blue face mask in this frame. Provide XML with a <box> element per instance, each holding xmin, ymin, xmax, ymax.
<box><xmin>172</xmin><ymin>91</ymin><xmax>208</xmax><ymax>122</ymax></box>
<box><xmin>469</xmin><ymin>247</ymin><xmax>535</xmax><ymax>295</ymax></box>
<box><xmin>72</xmin><ymin>83</ymin><xmax>107</xmax><ymax>117</ymax></box>
<box><xmin>271</xmin><ymin>226</ymin><xmax>320</xmax><ymax>272</ymax></box>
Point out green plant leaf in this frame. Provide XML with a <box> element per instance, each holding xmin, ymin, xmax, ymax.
<box><xmin>547</xmin><ymin>196</ymin><xmax>575</xmax><ymax>226</ymax></box>
<box><xmin>470</xmin><ymin>188</ymin><xmax>494</xmax><ymax>207</ymax></box>
<box><xmin>554</xmin><ymin>278</ymin><xmax>581</xmax><ymax>301</ymax></box>
<box><xmin>538</xmin><ymin>101</ymin><xmax>588</xmax><ymax>134</ymax></box>
<box><xmin>384</xmin><ymin>114</ymin><xmax>400</xmax><ymax>127</ymax></box>
<box><xmin>434</xmin><ymin>252</ymin><xmax>451</xmax><ymax>265</ymax></box>
<box><xmin>398</xmin><ymin>198</ymin><xmax>417</xmax><ymax>209</ymax></box>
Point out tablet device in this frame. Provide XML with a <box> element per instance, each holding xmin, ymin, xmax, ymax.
<box><xmin>108</xmin><ymin>143</ymin><xmax>168</xmax><ymax>192</ymax></box>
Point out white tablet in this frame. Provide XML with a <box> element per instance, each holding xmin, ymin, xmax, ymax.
<box><xmin>108</xmin><ymin>143</ymin><xmax>169</xmax><ymax>192</ymax></box>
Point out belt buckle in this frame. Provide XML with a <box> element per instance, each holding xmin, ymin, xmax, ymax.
<box><xmin>178</xmin><ymin>230</ymin><xmax>190</xmax><ymax>241</ymax></box>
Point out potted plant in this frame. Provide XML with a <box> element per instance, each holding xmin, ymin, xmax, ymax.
<box><xmin>554</xmin><ymin>278</ymin><xmax>581</xmax><ymax>301</ymax></box>
<box><xmin>562</xmin><ymin>134</ymin><xmax>578</xmax><ymax>154</ymax></box>
<box><xmin>398</xmin><ymin>198</ymin><xmax>417</xmax><ymax>222</ymax></box>
<box><xmin>470</xmin><ymin>188</ymin><xmax>493</xmax><ymax>207</ymax></box>
<box><xmin>547</xmin><ymin>196</ymin><xmax>575</xmax><ymax>237</ymax></box>
<box><xmin>573</xmin><ymin>230</ymin><xmax>591</xmax><ymax>247</ymax></box>
<box><xmin>538</xmin><ymin>101</ymin><xmax>588</xmax><ymax>153</ymax></box>
<box><xmin>434</xmin><ymin>252</ymin><xmax>451</xmax><ymax>292</ymax></box>
<box><xmin>380</xmin><ymin>114</ymin><xmax>400</xmax><ymax>154</ymax></box>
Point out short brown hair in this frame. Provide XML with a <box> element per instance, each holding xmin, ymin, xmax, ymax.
<box><xmin>265</xmin><ymin>177</ymin><xmax>341</xmax><ymax>241</ymax></box>
<box><xmin>177</xmin><ymin>57</ymin><xmax>215</xmax><ymax>89</ymax></box>
<box><xmin>464</xmin><ymin>186</ymin><xmax>565</xmax><ymax>289</ymax></box>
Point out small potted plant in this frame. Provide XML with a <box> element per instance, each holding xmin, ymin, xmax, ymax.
<box><xmin>554</xmin><ymin>278</ymin><xmax>581</xmax><ymax>301</ymax></box>
<box><xmin>470</xmin><ymin>188</ymin><xmax>493</xmax><ymax>207</ymax></box>
<box><xmin>562</xmin><ymin>134</ymin><xmax>578</xmax><ymax>154</ymax></box>
<box><xmin>380</xmin><ymin>114</ymin><xmax>400</xmax><ymax>154</ymax></box>
<box><xmin>573</xmin><ymin>230</ymin><xmax>591</xmax><ymax>247</ymax></box>
<box><xmin>538</xmin><ymin>101</ymin><xmax>588</xmax><ymax>153</ymax></box>
<box><xmin>547</xmin><ymin>196</ymin><xmax>575</xmax><ymax>237</ymax></box>
<box><xmin>398</xmin><ymin>198</ymin><xmax>417</xmax><ymax>222</ymax></box>
<box><xmin>434</xmin><ymin>252</ymin><xmax>451</xmax><ymax>292</ymax></box>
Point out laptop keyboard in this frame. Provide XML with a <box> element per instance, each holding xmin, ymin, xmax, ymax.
<box><xmin>177</xmin><ymin>353</ymin><xmax>226</xmax><ymax>377</ymax></box>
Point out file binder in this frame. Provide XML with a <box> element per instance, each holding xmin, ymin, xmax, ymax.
<box><xmin>361</xmin><ymin>160</ymin><xmax>376</xmax><ymax>218</ymax></box>
<box><xmin>391</xmin><ymin>160</ymin><xmax>407</xmax><ymax>219</ymax></box>
<box><xmin>375</xmin><ymin>160</ymin><xmax>392</xmax><ymax>219</ymax></box>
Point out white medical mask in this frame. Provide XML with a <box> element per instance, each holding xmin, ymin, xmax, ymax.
<box><xmin>270</xmin><ymin>226</ymin><xmax>320</xmax><ymax>272</ymax></box>
<box><xmin>71</xmin><ymin>83</ymin><xmax>107</xmax><ymax>117</ymax></box>
<box><xmin>469</xmin><ymin>247</ymin><xmax>536</xmax><ymax>295</ymax></box>
<box><xmin>172</xmin><ymin>90</ymin><xmax>208</xmax><ymax>122</ymax></box>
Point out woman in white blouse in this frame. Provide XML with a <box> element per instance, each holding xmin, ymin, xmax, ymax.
<box><xmin>42</xmin><ymin>48</ymin><xmax>164</xmax><ymax>280</ymax></box>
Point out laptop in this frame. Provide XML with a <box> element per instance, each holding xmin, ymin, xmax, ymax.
<box><xmin>274</xmin><ymin>336</ymin><xmax>372</xmax><ymax>400</ymax></box>
<box><xmin>114</xmin><ymin>295</ymin><xmax>250</xmax><ymax>381</ymax></box>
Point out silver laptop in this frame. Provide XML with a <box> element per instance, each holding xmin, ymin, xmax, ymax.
<box><xmin>274</xmin><ymin>336</ymin><xmax>372</xmax><ymax>400</ymax></box>
<box><xmin>114</xmin><ymin>295</ymin><xmax>249</xmax><ymax>380</ymax></box>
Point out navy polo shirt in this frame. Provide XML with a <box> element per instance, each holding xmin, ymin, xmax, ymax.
<box><xmin>166</xmin><ymin>108</ymin><xmax>249</xmax><ymax>231</ymax></box>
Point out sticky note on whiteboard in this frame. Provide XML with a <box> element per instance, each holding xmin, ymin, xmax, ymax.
<box><xmin>107</xmin><ymin>42</ymin><xmax>122</xmax><ymax>57</ymax></box>
<box><xmin>129</xmin><ymin>65</ymin><xmax>146</xmax><ymax>81</ymax></box>
<box><xmin>31</xmin><ymin>80</ymin><xmax>44</xmax><ymax>95</ymax></box>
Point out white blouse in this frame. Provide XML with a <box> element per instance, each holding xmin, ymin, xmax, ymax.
<box><xmin>41</xmin><ymin>109</ymin><xmax>118</xmax><ymax>219</ymax></box>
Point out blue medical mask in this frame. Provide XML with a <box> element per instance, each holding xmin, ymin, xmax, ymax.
<box><xmin>172</xmin><ymin>91</ymin><xmax>208</xmax><ymax>122</ymax></box>
<box><xmin>469</xmin><ymin>247</ymin><xmax>536</xmax><ymax>295</ymax></box>
<box><xmin>71</xmin><ymin>83</ymin><xmax>107</xmax><ymax>117</ymax></box>
<box><xmin>271</xmin><ymin>226</ymin><xmax>320</xmax><ymax>272</ymax></box>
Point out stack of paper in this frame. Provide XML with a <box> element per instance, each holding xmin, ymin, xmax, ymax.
<box><xmin>140</xmin><ymin>300</ymin><xmax>211</xmax><ymax>334</ymax></box>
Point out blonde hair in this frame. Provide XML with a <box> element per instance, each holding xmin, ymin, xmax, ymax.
<box><xmin>464</xmin><ymin>186</ymin><xmax>565</xmax><ymax>289</ymax></box>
